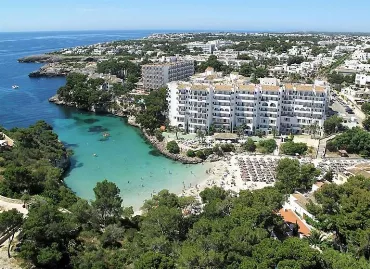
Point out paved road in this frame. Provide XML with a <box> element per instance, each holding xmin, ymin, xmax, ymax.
<box><xmin>329</xmin><ymin>99</ymin><xmax>363</xmax><ymax>126</ymax></box>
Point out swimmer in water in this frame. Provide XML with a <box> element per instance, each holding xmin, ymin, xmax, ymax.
<box><xmin>128</xmin><ymin>181</ymin><xmax>130</xmax><ymax>184</ymax></box>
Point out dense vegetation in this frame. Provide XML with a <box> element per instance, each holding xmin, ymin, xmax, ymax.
<box><xmin>326</xmin><ymin>127</ymin><xmax>370</xmax><ymax>157</ymax></box>
<box><xmin>57</xmin><ymin>73</ymin><xmax>114</xmax><ymax>110</ymax></box>
<box><xmin>257</xmin><ymin>139</ymin><xmax>277</xmax><ymax>153</ymax></box>
<box><xmin>1</xmin><ymin>125</ymin><xmax>370</xmax><ymax>268</ymax></box>
<box><xmin>136</xmin><ymin>87</ymin><xmax>168</xmax><ymax>134</ymax></box>
<box><xmin>307</xmin><ymin>176</ymin><xmax>370</xmax><ymax>263</ymax></box>
<box><xmin>0</xmin><ymin>121</ymin><xmax>74</xmax><ymax>203</ymax></box>
<box><xmin>280</xmin><ymin>141</ymin><xmax>308</xmax><ymax>156</ymax></box>
<box><xmin>327</xmin><ymin>72</ymin><xmax>355</xmax><ymax>85</ymax></box>
<box><xmin>324</xmin><ymin>115</ymin><xmax>345</xmax><ymax>135</ymax></box>
<box><xmin>97</xmin><ymin>58</ymin><xmax>141</xmax><ymax>92</ymax></box>
<box><xmin>275</xmin><ymin>158</ymin><xmax>320</xmax><ymax>194</ymax></box>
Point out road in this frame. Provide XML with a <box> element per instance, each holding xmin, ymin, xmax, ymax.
<box><xmin>329</xmin><ymin>99</ymin><xmax>363</xmax><ymax>126</ymax></box>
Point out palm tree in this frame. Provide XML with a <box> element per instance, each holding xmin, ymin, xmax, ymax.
<box><xmin>307</xmin><ymin>229</ymin><xmax>325</xmax><ymax>248</ymax></box>
<box><xmin>196</xmin><ymin>129</ymin><xmax>205</xmax><ymax>143</ymax></box>
<box><xmin>173</xmin><ymin>126</ymin><xmax>180</xmax><ymax>140</ymax></box>
<box><xmin>236</xmin><ymin>124</ymin><xmax>246</xmax><ymax>138</ymax></box>
<box><xmin>272</xmin><ymin>126</ymin><xmax>277</xmax><ymax>138</ymax></box>
<box><xmin>308</xmin><ymin>122</ymin><xmax>319</xmax><ymax>139</ymax></box>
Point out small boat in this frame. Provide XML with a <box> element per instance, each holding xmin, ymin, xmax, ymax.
<box><xmin>103</xmin><ymin>132</ymin><xmax>110</xmax><ymax>137</ymax></box>
<box><xmin>12</xmin><ymin>85</ymin><xmax>19</xmax><ymax>89</ymax></box>
<box><xmin>93</xmin><ymin>153</ymin><xmax>98</xmax><ymax>157</ymax></box>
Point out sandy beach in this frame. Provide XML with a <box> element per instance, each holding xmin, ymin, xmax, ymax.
<box><xmin>180</xmin><ymin>154</ymin><xmax>278</xmax><ymax>200</ymax></box>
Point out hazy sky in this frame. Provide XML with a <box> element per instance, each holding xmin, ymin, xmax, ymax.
<box><xmin>0</xmin><ymin>0</ymin><xmax>369</xmax><ymax>32</ymax></box>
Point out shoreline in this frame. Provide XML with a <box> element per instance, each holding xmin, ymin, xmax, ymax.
<box><xmin>49</xmin><ymin>94</ymin><xmax>202</xmax><ymax>164</ymax></box>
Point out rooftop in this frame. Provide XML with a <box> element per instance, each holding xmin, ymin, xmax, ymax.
<box><xmin>213</xmin><ymin>133</ymin><xmax>238</xmax><ymax>140</ymax></box>
<box><xmin>279</xmin><ymin>208</ymin><xmax>311</xmax><ymax>236</ymax></box>
<box><xmin>347</xmin><ymin>163</ymin><xmax>370</xmax><ymax>178</ymax></box>
<box><xmin>292</xmin><ymin>192</ymin><xmax>315</xmax><ymax>211</ymax></box>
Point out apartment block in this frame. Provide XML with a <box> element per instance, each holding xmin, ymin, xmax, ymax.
<box><xmin>167</xmin><ymin>70</ymin><xmax>329</xmax><ymax>136</ymax></box>
<box><xmin>142</xmin><ymin>60</ymin><xmax>194</xmax><ymax>90</ymax></box>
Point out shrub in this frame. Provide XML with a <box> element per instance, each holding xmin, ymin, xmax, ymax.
<box><xmin>258</xmin><ymin>139</ymin><xmax>277</xmax><ymax>153</ymax></box>
<box><xmin>243</xmin><ymin>138</ymin><xmax>256</xmax><ymax>152</ymax></box>
<box><xmin>186</xmin><ymin>150</ymin><xmax>196</xmax><ymax>157</ymax></box>
<box><xmin>280</xmin><ymin>142</ymin><xmax>308</xmax><ymax>156</ymax></box>
<box><xmin>166</xmin><ymin>141</ymin><xmax>180</xmax><ymax>154</ymax></box>
<box><xmin>203</xmin><ymin>148</ymin><xmax>214</xmax><ymax>156</ymax></box>
<box><xmin>195</xmin><ymin>150</ymin><xmax>206</xmax><ymax>160</ymax></box>
<box><xmin>220</xmin><ymin>144</ymin><xmax>235</xmax><ymax>152</ymax></box>
<box><xmin>154</xmin><ymin>129</ymin><xmax>164</xmax><ymax>142</ymax></box>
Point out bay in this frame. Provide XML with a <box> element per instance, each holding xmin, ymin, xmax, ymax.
<box><xmin>0</xmin><ymin>31</ymin><xmax>209</xmax><ymax>210</ymax></box>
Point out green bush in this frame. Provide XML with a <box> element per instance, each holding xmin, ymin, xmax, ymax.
<box><xmin>327</xmin><ymin>127</ymin><xmax>370</xmax><ymax>157</ymax></box>
<box><xmin>154</xmin><ymin>129</ymin><xmax>164</xmax><ymax>142</ymax></box>
<box><xmin>243</xmin><ymin>138</ymin><xmax>256</xmax><ymax>152</ymax></box>
<box><xmin>220</xmin><ymin>144</ymin><xmax>235</xmax><ymax>152</ymax></box>
<box><xmin>166</xmin><ymin>141</ymin><xmax>180</xmax><ymax>154</ymax></box>
<box><xmin>258</xmin><ymin>139</ymin><xmax>277</xmax><ymax>153</ymax></box>
<box><xmin>186</xmin><ymin>150</ymin><xmax>196</xmax><ymax>157</ymax></box>
<box><xmin>195</xmin><ymin>150</ymin><xmax>206</xmax><ymax>160</ymax></box>
<box><xmin>203</xmin><ymin>148</ymin><xmax>214</xmax><ymax>156</ymax></box>
<box><xmin>280</xmin><ymin>142</ymin><xmax>308</xmax><ymax>156</ymax></box>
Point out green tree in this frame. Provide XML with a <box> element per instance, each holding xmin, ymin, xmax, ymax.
<box><xmin>280</xmin><ymin>142</ymin><xmax>308</xmax><ymax>156</ymax></box>
<box><xmin>363</xmin><ymin>116</ymin><xmax>370</xmax><ymax>131</ymax></box>
<box><xmin>324</xmin><ymin>115</ymin><xmax>344</xmax><ymax>135</ymax></box>
<box><xmin>258</xmin><ymin>139</ymin><xmax>277</xmax><ymax>153</ymax></box>
<box><xmin>166</xmin><ymin>140</ymin><xmax>180</xmax><ymax>154</ymax></box>
<box><xmin>186</xmin><ymin>149</ymin><xmax>196</xmax><ymax>157</ymax></box>
<box><xmin>20</xmin><ymin>202</ymin><xmax>78</xmax><ymax>268</ymax></box>
<box><xmin>243</xmin><ymin>138</ymin><xmax>256</xmax><ymax>152</ymax></box>
<box><xmin>361</xmin><ymin>102</ymin><xmax>370</xmax><ymax>115</ymax></box>
<box><xmin>0</xmin><ymin>209</ymin><xmax>23</xmax><ymax>258</ymax></box>
<box><xmin>92</xmin><ymin>179</ymin><xmax>123</xmax><ymax>227</ymax></box>
<box><xmin>100</xmin><ymin>224</ymin><xmax>124</xmax><ymax>248</ymax></box>
<box><xmin>306</xmin><ymin>229</ymin><xmax>324</xmax><ymax>248</ymax></box>
<box><xmin>3</xmin><ymin>166</ymin><xmax>39</xmax><ymax>195</ymax></box>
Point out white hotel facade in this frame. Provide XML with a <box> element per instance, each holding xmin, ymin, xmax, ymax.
<box><xmin>167</xmin><ymin>69</ymin><xmax>329</xmax><ymax>136</ymax></box>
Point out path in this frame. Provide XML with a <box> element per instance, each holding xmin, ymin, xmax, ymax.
<box><xmin>317</xmin><ymin>134</ymin><xmax>337</xmax><ymax>159</ymax></box>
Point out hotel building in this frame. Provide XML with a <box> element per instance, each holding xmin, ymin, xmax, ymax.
<box><xmin>167</xmin><ymin>68</ymin><xmax>329</xmax><ymax>136</ymax></box>
<box><xmin>142</xmin><ymin>60</ymin><xmax>194</xmax><ymax>90</ymax></box>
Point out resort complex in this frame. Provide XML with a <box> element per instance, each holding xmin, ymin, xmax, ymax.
<box><xmin>141</xmin><ymin>59</ymin><xmax>194</xmax><ymax>90</ymax></box>
<box><xmin>167</xmin><ymin>68</ymin><xmax>330</xmax><ymax>135</ymax></box>
<box><xmin>2</xmin><ymin>27</ymin><xmax>370</xmax><ymax>268</ymax></box>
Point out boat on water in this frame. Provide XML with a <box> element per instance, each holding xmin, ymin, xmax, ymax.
<box><xmin>103</xmin><ymin>132</ymin><xmax>110</xmax><ymax>138</ymax></box>
<box><xmin>12</xmin><ymin>85</ymin><xmax>19</xmax><ymax>89</ymax></box>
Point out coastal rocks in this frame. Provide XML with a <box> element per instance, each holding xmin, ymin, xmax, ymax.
<box><xmin>29</xmin><ymin>63</ymin><xmax>71</xmax><ymax>77</ymax></box>
<box><xmin>55</xmin><ymin>153</ymin><xmax>71</xmax><ymax>171</ymax></box>
<box><xmin>19</xmin><ymin>54</ymin><xmax>101</xmax><ymax>64</ymax></box>
<box><xmin>18</xmin><ymin>54</ymin><xmax>58</xmax><ymax>63</ymax></box>
<box><xmin>142</xmin><ymin>131</ymin><xmax>203</xmax><ymax>164</ymax></box>
<box><xmin>49</xmin><ymin>94</ymin><xmax>68</xmax><ymax>105</ymax></box>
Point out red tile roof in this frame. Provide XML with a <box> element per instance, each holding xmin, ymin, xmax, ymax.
<box><xmin>279</xmin><ymin>208</ymin><xmax>311</xmax><ymax>236</ymax></box>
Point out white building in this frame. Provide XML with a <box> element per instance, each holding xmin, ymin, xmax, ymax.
<box><xmin>167</xmin><ymin>69</ymin><xmax>329</xmax><ymax>135</ymax></box>
<box><xmin>142</xmin><ymin>60</ymin><xmax>194</xmax><ymax>90</ymax></box>
<box><xmin>355</xmin><ymin>74</ymin><xmax>370</xmax><ymax>87</ymax></box>
<box><xmin>185</xmin><ymin>42</ymin><xmax>215</xmax><ymax>54</ymax></box>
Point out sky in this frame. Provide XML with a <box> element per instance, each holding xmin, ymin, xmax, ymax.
<box><xmin>0</xmin><ymin>0</ymin><xmax>369</xmax><ymax>33</ymax></box>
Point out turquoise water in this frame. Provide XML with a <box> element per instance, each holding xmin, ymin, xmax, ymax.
<box><xmin>0</xmin><ymin>31</ymin><xmax>209</xmax><ymax>210</ymax></box>
<box><xmin>54</xmin><ymin>112</ymin><xmax>209</xmax><ymax>210</ymax></box>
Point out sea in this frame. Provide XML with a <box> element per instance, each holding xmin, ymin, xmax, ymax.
<box><xmin>0</xmin><ymin>30</ymin><xmax>209</xmax><ymax>210</ymax></box>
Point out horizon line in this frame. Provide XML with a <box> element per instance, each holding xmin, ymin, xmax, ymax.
<box><xmin>1</xmin><ymin>29</ymin><xmax>370</xmax><ymax>35</ymax></box>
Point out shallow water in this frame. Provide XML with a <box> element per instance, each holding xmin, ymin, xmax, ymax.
<box><xmin>0</xmin><ymin>31</ymin><xmax>209</xmax><ymax>210</ymax></box>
